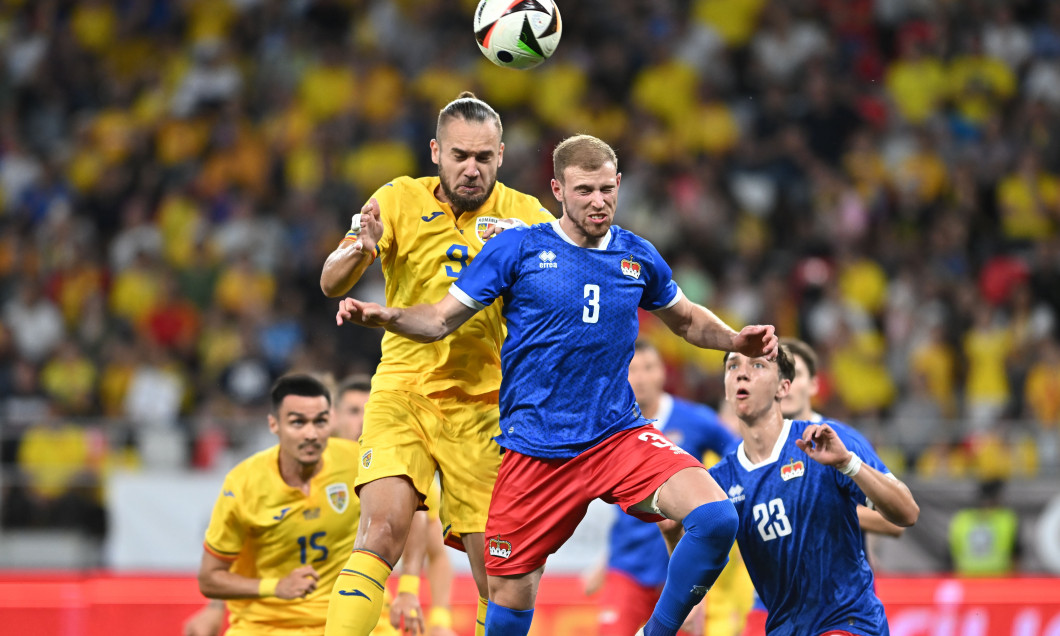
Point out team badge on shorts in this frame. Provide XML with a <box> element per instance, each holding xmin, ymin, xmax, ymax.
<box><xmin>781</xmin><ymin>459</ymin><xmax>805</xmax><ymax>481</ymax></box>
<box><xmin>476</xmin><ymin>216</ymin><xmax>500</xmax><ymax>243</ymax></box>
<box><xmin>620</xmin><ymin>255</ymin><xmax>642</xmax><ymax>279</ymax></box>
<box><xmin>361</xmin><ymin>449</ymin><xmax>372</xmax><ymax>469</ymax></box>
<box><xmin>326</xmin><ymin>483</ymin><xmax>350</xmax><ymax>513</ymax></box>
<box><xmin>488</xmin><ymin>536</ymin><xmax>513</xmax><ymax>559</ymax></box>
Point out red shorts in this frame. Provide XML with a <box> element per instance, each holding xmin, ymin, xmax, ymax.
<box><xmin>740</xmin><ymin>608</ymin><xmax>766</xmax><ymax>636</ymax></box>
<box><xmin>484</xmin><ymin>424</ymin><xmax>705</xmax><ymax>576</ymax></box>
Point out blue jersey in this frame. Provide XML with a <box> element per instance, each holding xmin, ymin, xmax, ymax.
<box><xmin>450</xmin><ymin>220</ymin><xmax>681</xmax><ymax>458</ymax></box>
<box><xmin>608</xmin><ymin>395</ymin><xmax>738</xmax><ymax>587</ymax></box>
<box><xmin>708</xmin><ymin>418</ymin><xmax>892</xmax><ymax>636</ymax></box>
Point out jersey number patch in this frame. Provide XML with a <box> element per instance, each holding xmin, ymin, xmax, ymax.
<box><xmin>583</xmin><ymin>284</ymin><xmax>600</xmax><ymax>323</ymax></box>
<box><xmin>297</xmin><ymin>531</ymin><xmax>329</xmax><ymax>563</ymax></box>
<box><xmin>445</xmin><ymin>244</ymin><xmax>470</xmax><ymax>278</ymax></box>
<box><xmin>753</xmin><ymin>498</ymin><xmax>792</xmax><ymax>542</ymax></box>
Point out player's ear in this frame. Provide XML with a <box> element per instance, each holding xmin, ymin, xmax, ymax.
<box><xmin>775</xmin><ymin>378</ymin><xmax>791</xmax><ymax>402</ymax></box>
<box><xmin>267</xmin><ymin>413</ymin><xmax>279</xmax><ymax>435</ymax></box>
<box><xmin>615</xmin><ymin>172</ymin><xmax>621</xmax><ymax>188</ymax></box>
<box><xmin>497</xmin><ymin>142</ymin><xmax>504</xmax><ymax>168</ymax></box>
<box><xmin>809</xmin><ymin>375</ymin><xmax>820</xmax><ymax>398</ymax></box>
<box><xmin>430</xmin><ymin>139</ymin><xmax>441</xmax><ymax>165</ymax></box>
<box><xmin>551</xmin><ymin>178</ymin><xmax>563</xmax><ymax>202</ymax></box>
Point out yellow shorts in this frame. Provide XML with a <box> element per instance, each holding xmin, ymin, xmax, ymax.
<box><xmin>356</xmin><ymin>390</ymin><xmax>501</xmax><ymax>536</ymax></box>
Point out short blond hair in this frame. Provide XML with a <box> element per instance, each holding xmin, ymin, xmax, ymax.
<box><xmin>552</xmin><ymin>134</ymin><xmax>618</xmax><ymax>184</ymax></box>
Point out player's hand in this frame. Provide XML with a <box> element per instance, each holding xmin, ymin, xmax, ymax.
<box><xmin>481</xmin><ymin>217</ymin><xmax>529</xmax><ymax>240</ymax></box>
<box><xmin>275</xmin><ymin>566</ymin><xmax>319</xmax><ymax>599</ymax></box>
<box><xmin>732</xmin><ymin>324</ymin><xmax>777</xmax><ymax>360</ymax></box>
<box><xmin>182</xmin><ymin>600</ymin><xmax>225</xmax><ymax>636</ymax></box>
<box><xmin>389</xmin><ymin>591</ymin><xmax>426</xmax><ymax>634</ymax></box>
<box><xmin>351</xmin><ymin>198</ymin><xmax>384</xmax><ymax>255</ymax></box>
<box><xmin>335</xmin><ymin>297</ymin><xmax>396</xmax><ymax>328</ymax></box>
<box><xmin>795</xmin><ymin>423</ymin><xmax>852</xmax><ymax>468</ymax></box>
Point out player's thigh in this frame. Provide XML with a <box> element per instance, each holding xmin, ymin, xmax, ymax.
<box><xmin>356</xmin><ymin>391</ymin><xmax>439</xmax><ymax>499</ymax></box>
<box><xmin>652</xmin><ymin>466</ymin><xmax>728</xmax><ymax>522</ymax></box>
<box><xmin>433</xmin><ymin>397</ymin><xmax>503</xmax><ymax>534</ymax></box>
<box><xmin>597</xmin><ymin>570</ymin><xmax>658</xmax><ymax>636</ymax></box>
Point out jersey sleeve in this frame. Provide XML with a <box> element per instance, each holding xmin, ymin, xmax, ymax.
<box><xmin>203</xmin><ymin>472</ymin><xmax>246</xmax><ymax>561</ymax></box>
<box><xmin>449</xmin><ymin>227</ymin><xmax>523</xmax><ymax>310</ymax></box>
<box><xmin>639</xmin><ymin>239</ymin><xmax>681</xmax><ymax>311</ymax></box>
<box><xmin>684</xmin><ymin>406</ymin><xmax>740</xmax><ymax>459</ymax></box>
<box><xmin>832</xmin><ymin>426</ymin><xmax>891</xmax><ymax>507</ymax></box>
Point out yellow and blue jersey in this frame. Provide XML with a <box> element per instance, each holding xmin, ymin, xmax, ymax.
<box><xmin>450</xmin><ymin>220</ymin><xmax>682</xmax><ymax>458</ymax></box>
<box><xmin>204</xmin><ymin>438</ymin><xmax>361</xmax><ymax>630</ymax></box>
<box><xmin>347</xmin><ymin>176</ymin><xmax>552</xmax><ymax>398</ymax></box>
<box><xmin>708</xmin><ymin>419</ymin><xmax>892</xmax><ymax>636</ymax></box>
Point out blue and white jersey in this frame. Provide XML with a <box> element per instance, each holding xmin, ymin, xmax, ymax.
<box><xmin>608</xmin><ymin>395</ymin><xmax>738</xmax><ymax>587</ymax></box>
<box><xmin>708</xmin><ymin>418</ymin><xmax>892</xmax><ymax>636</ymax></box>
<box><xmin>450</xmin><ymin>220</ymin><xmax>681</xmax><ymax>458</ymax></box>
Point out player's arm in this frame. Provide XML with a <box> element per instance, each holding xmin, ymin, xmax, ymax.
<box><xmin>197</xmin><ymin>550</ymin><xmax>320</xmax><ymax>600</ymax></box>
<box><xmin>654</xmin><ymin>295</ymin><xmax>777</xmax><ymax>359</ymax></box>
<box><xmin>390</xmin><ymin>511</ymin><xmax>428</xmax><ymax>634</ymax></box>
<box><xmin>335</xmin><ymin>293</ymin><xmax>478</xmax><ymax>343</ymax></box>
<box><xmin>321</xmin><ymin>198</ymin><xmax>383</xmax><ymax>297</ymax></box>
<box><xmin>796</xmin><ymin>423</ymin><xmax>920</xmax><ymax>527</ymax></box>
<box><xmin>857</xmin><ymin>505</ymin><xmax>905</xmax><ymax>537</ymax></box>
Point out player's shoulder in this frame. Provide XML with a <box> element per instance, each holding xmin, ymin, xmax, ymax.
<box><xmin>224</xmin><ymin>445</ymin><xmax>279</xmax><ymax>489</ymax></box>
<box><xmin>324</xmin><ymin>437</ymin><xmax>362</xmax><ymax>469</ymax></box>
<box><xmin>822</xmin><ymin>417</ymin><xmax>873</xmax><ymax>448</ymax></box>
<box><xmin>493</xmin><ymin>181</ymin><xmax>553</xmax><ymax>222</ymax></box>
<box><xmin>607</xmin><ymin>225</ymin><xmax>664</xmax><ymax>259</ymax></box>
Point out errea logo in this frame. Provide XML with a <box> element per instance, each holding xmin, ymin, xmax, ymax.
<box><xmin>539</xmin><ymin>250</ymin><xmax>558</xmax><ymax>268</ymax></box>
<box><xmin>728</xmin><ymin>484</ymin><xmax>745</xmax><ymax>503</ymax></box>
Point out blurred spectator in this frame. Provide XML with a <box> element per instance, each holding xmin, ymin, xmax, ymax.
<box><xmin>40</xmin><ymin>341</ymin><xmax>97</xmax><ymax>416</ymax></box>
<box><xmin>122</xmin><ymin>342</ymin><xmax>185</xmax><ymax>429</ymax></box>
<box><xmin>1024</xmin><ymin>336</ymin><xmax>1060</xmax><ymax>429</ymax></box>
<box><xmin>3</xmin><ymin>281</ymin><xmax>64</xmax><ymax>364</ymax></box>
<box><xmin>948</xmin><ymin>479</ymin><xmax>1021</xmax><ymax>577</ymax></box>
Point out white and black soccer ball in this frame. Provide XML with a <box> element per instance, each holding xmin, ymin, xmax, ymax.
<box><xmin>474</xmin><ymin>0</ymin><xmax>562</xmax><ymax>70</ymax></box>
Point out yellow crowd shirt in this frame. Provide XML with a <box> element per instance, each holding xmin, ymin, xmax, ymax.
<box><xmin>355</xmin><ymin>176</ymin><xmax>553</xmax><ymax>397</ymax></box>
<box><xmin>203</xmin><ymin>438</ymin><xmax>361</xmax><ymax>629</ymax></box>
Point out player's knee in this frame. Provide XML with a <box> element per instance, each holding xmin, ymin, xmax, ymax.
<box><xmin>683</xmin><ymin>499</ymin><xmax>739</xmax><ymax>545</ymax></box>
<box><xmin>359</xmin><ymin>512</ymin><xmax>412</xmax><ymax>555</ymax></box>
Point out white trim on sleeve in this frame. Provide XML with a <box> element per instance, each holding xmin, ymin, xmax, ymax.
<box><xmin>448</xmin><ymin>284</ymin><xmax>486</xmax><ymax>311</ymax></box>
<box><xmin>650</xmin><ymin>286</ymin><xmax>684</xmax><ymax>312</ymax></box>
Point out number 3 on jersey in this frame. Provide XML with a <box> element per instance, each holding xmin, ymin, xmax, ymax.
<box><xmin>583</xmin><ymin>284</ymin><xmax>600</xmax><ymax>323</ymax></box>
<box><xmin>753</xmin><ymin>498</ymin><xmax>792</xmax><ymax>541</ymax></box>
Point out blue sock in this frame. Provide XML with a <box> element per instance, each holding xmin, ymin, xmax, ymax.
<box><xmin>643</xmin><ymin>499</ymin><xmax>739</xmax><ymax>636</ymax></box>
<box><xmin>484</xmin><ymin>600</ymin><xmax>534</xmax><ymax>636</ymax></box>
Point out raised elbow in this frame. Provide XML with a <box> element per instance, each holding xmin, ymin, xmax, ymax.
<box><xmin>896</xmin><ymin>502</ymin><xmax>920</xmax><ymax>528</ymax></box>
<box><xmin>197</xmin><ymin>571</ymin><xmax>218</xmax><ymax>599</ymax></box>
<box><xmin>320</xmin><ymin>277</ymin><xmax>343</xmax><ymax>298</ymax></box>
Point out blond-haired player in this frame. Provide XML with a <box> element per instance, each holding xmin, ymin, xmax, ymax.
<box><xmin>320</xmin><ymin>92</ymin><xmax>553</xmax><ymax>636</ymax></box>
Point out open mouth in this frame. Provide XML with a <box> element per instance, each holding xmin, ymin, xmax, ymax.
<box><xmin>735</xmin><ymin>388</ymin><xmax>751</xmax><ymax>398</ymax></box>
<box><xmin>588</xmin><ymin>213</ymin><xmax>608</xmax><ymax>224</ymax></box>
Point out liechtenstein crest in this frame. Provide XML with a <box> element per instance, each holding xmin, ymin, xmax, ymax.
<box><xmin>476</xmin><ymin>216</ymin><xmax>500</xmax><ymax>243</ymax></box>
<box><xmin>326</xmin><ymin>483</ymin><xmax>349</xmax><ymax>513</ymax></box>
<box><xmin>780</xmin><ymin>459</ymin><xmax>805</xmax><ymax>481</ymax></box>
<box><xmin>620</xmin><ymin>255</ymin><xmax>642</xmax><ymax>279</ymax></box>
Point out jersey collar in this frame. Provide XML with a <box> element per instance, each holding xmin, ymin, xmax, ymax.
<box><xmin>550</xmin><ymin>219</ymin><xmax>612</xmax><ymax>250</ymax></box>
<box><xmin>736</xmin><ymin>418</ymin><xmax>793</xmax><ymax>471</ymax></box>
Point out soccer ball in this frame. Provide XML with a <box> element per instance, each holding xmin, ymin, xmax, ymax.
<box><xmin>474</xmin><ymin>0</ymin><xmax>562</xmax><ymax>70</ymax></box>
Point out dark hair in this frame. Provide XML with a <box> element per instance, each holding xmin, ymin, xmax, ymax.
<box><xmin>336</xmin><ymin>375</ymin><xmax>372</xmax><ymax>398</ymax></box>
<box><xmin>780</xmin><ymin>338</ymin><xmax>818</xmax><ymax>378</ymax></box>
<box><xmin>723</xmin><ymin>346</ymin><xmax>796</xmax><ymax>383</ymax></box>
<box><xmin>437</xmin><ymin>91</ymin><xmax>502</xmax><ymax>138</ymax></box>
<box><xmin>634</xmin><ymin>339</ymin><xmax>658</xmax><ymax>354</ymax></box>
<box><xmin>553</xmin><ymin>134</ymin><xmax>618</xmax><ymax>184</ymax></box>
<box><xmin>270</xmin><ymin>374</ymin><xmax>331</xmax><ymax>412</ymax></box>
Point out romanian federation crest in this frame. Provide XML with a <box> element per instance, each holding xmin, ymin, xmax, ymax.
<box><xmin>361</xmin><ymin>449</ymin><xmax>372</xmax><ymax>469</ymax></box>
<box><xmin>326</xmin><ymin>483</ymin><xmax>349</xmax><ymax>513</ymax></box>
<box><xmin>476</xmin><ymin>216</ymin><xmax>500</xmax><ymax>243</ymax></box>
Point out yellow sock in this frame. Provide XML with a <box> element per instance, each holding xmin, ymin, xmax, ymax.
<box><xmin>475</xmin><ymin>596</ymin><xmax>489</xmax><ymax>636</ymax></box>
<box><xmin>325</xmin><ymin>550</ymin><xmax>393</xmax><ymax>636</ymax></box>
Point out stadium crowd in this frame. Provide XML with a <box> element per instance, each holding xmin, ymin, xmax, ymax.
<box><xmin>1</xmin><ymin>0</ymin><xmax>1059</xmax><ymax>539</ymax></box>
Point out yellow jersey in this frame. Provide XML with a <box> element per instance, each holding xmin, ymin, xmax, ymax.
<box><xmin>204</xmin><ymin>438</ymin><xmax>361</xmax><ymax>630</ymax></box>
<box><xmin>357</xmin><ymin>176</ymin><xmax>553</xmax><ymax>397</ymax></box>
